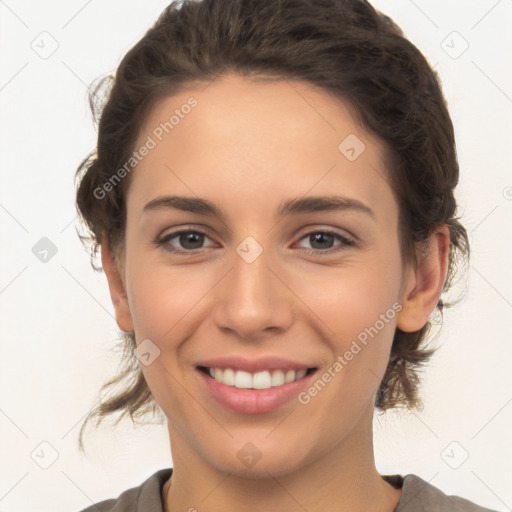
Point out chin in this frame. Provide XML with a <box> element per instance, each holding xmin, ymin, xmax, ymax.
<box><xmin>203</xmin><ymin>438</ymin><xmax>312</xmax><ymax>480</ymax></box>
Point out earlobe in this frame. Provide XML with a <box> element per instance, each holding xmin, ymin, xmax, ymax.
<box><xmin>396</xmin><ymin>225</ymin><xmax>451</xmax><ymax>333</ymax></box>
<box><xmin>100</xmin><ymin>234</ymin><xmax>134</xmax><ymax>332</ymax></box>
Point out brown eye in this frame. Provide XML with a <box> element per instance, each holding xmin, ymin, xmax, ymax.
<box><xmin>296</xmin><ymin>230</ymin><xmax>355</xmax><ymax>254</ymax></box>
<box><xmin>158</xmin><ymin>229</ymin><xmax>215</xmax><ymax>254</ymax></box>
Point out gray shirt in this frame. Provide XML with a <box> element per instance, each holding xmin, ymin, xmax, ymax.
<box><xmin>79</xmin><ymin>468</ymin><xmax>499</xmax><ymax>511</ymax></box>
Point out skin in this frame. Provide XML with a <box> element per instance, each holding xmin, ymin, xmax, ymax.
<box><xmin>101</xmin><ymin>72</ymin><xmax>450</xmax><ymax>512</ymax></box>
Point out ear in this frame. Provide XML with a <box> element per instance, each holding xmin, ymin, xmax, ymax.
<box><xmin>101</xmin><ymin>233</ymin><xmax>134</xmax><ymax>332</ymax></box>
<box><xmin>396</xmin><ymin>224</ymin><xmax>451</xmax><ymax>333</ymax></box>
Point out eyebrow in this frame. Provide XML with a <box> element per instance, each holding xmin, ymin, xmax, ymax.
<box><xmin>142</xmin><ymin>194</ymin><xmax>375</xmax><ymax>220</ymax></box>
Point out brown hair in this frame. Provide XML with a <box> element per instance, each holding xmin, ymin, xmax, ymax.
<box><xmin>75</xmin><ymin>0</ymin><xmax>469</xmax><ymax>450</ymax></box>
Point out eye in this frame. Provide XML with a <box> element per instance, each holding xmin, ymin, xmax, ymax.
<box><xmin>157</xmin><ymin>228</ymin><xmax>216</xmax><ymax>254</ymax></box>
<box><xmin>295</xmin><ymin>230</ymin><xmax>355</xmax><ymax>254</ymax></box>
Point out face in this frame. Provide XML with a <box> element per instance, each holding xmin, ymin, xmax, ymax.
<box><xmin>104</xmin><ymin>72</ymin><xmax>444</xmax><ymax>479</ymax></box>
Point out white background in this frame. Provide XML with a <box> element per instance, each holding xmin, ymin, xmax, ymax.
<box><xmin>0</xmin><ymin>1</ymin><xmax>511</xmax><ymax>511</ymax></box>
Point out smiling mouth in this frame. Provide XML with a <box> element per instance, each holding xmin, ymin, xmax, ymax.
<box><xmin>197</xmin><ymin>365</ymin><xmax>317</xmax><ymax>390</ymax></box>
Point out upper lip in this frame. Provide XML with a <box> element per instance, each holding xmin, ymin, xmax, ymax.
<box><xmin>196</xmin><ymin>355</ymin><xmax>317</xmax><ymax>373</ymax></box>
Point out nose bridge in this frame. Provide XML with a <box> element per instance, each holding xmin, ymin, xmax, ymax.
<box><xmin>213</xmin><ymin>235</ymin><xmax>292</xmax><ymax>338</ymax></box>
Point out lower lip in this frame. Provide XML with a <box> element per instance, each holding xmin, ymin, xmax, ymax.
<box><xmin>197</xmin><ymin>368</ymin><xmax>317</xmax><ymax>414</ymax></box>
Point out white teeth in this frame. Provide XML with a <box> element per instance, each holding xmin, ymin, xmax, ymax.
<box><xmin>296</xmin><ymin>369</ymin><xmax>307</xmax><ymax>379</ymax></box>
<box><xmin>271</xmin><ymin>370</ymin><xmax>285</xmax><ymax>386</ymax></box>
<box><xmin>284</xmin><ymin>369</ymin><xmax>296</xmax><ymax>383</ymax></box>
<box><xmin>252</xmin><ymin>370</ymin><xmax>271</xmax><ymax>389</ymax></box>
<box><xmin>222</xmin><ymin>368</ymin><xmax>235</xmax><ymax>386</ymax></box>
<box><xmin>205</xmin><ymin>367</ymin><xmax>310</xmax><ymax>389</ymax></box>
<box><xmin>234</xmin><ymin>370</ymin><xmax>252</xmax><ymax>388</ymax></box>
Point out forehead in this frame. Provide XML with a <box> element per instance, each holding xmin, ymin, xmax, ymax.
<box><xmin>137</xmin><ymin>72</ymin><xmax>370</xmax><ymax>153</ymax></box>
<box><xmin>129</xmin><ymin>72</ymin><xmax>396</xmax><ymax>221</ymax></box>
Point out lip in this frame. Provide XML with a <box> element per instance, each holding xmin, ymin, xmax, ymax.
<box><xmin>196</xmin><ymin>366</ymin><xmax>318</xmax><ymax>414</ymax></box>
<box><xmin>196</xmin><ymin>355</ymin><xmax>315</xmax><ymax>373</ymax></box>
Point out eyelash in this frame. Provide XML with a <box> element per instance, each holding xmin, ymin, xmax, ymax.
<box><xmin>155</xmin><ymin>227</ymin><xmax>356</xmax><ymax>256</ymax></box>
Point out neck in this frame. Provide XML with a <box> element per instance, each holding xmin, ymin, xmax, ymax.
<box><xmin>164</xmin><ymin>403</ymin><xmax>401</xmax><ymax>512</ymax></box>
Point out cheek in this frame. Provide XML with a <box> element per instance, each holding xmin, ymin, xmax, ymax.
<box><xmin>293</xmin><ymin>276</ymin><xmax>400</xmax><ymax>429</ymax></box>
<box><xmin>125</xmin><ymin>253</ymin><xmax>207</xmax><ymax>342</ymax></box>
<box><xmin>289</xmin><ymin>251</ymin><xmax>402</xmax><ymax>389</ymax></box>
<box><xmin>124</xmin><ymin>260</ymin><xmax>203</xmax><ymax>413</ymax></box>
<box><xmin>294</xmin><ymin>256</ymin><xmax>401</xmax><ymax>341</ymax></box>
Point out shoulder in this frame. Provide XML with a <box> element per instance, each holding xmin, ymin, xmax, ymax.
<box><xmin>78</xmin><ymin>467</ymin><xmax>172</xmax><ymax>512</ymax></box>
<box><xmin>396</xmin><ymin>474</ymin><xmax>499</xmax><ymax>512</ymax></box>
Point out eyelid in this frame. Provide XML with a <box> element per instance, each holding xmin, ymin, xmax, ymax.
<box><xmin>294</xmin><ymin>225</ymin><xmax>356</xmax><ymax>243</ymax></box>
<box><xmin>157</xmin><ymin>225</ymin><xmax>216</xmax><ymax>252</ymax></box>
<box><xmin>294</xmin><ymin>228</ymin><xmax>356</xmax><ymax>253</ymax></box>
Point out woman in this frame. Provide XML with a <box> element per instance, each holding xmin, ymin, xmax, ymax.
<box><xmin>74</xmin><ymin>0</ymin><xmax>496</xmax><ymax>510</ymax></box>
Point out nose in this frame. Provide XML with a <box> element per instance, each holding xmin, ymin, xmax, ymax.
<box><xmin>212</xmin><ymin>241</ymin><xmax>294</xmax><ymax>341</ymax></box>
